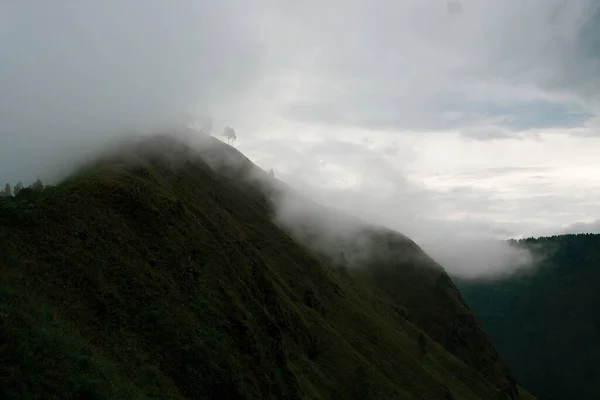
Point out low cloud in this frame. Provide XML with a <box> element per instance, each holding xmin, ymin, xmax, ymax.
<box><xmin>246</xmin><ymin>136</ymin><xmax>538</xmax><ymax>278</ymax></box>
<box><xmin>421</xmin><ymin>237</ymin><xmax>535</xmax><ymax>279</ymax></box>
<box><xmin>2</xmin><ymin>1</ymin><xmax>597</xmax><ymax>279</ymax></box>
<box><xmin>562</xmin><ymin>220</ymin><xmax>600</xmax><ymax>234</ymax></box>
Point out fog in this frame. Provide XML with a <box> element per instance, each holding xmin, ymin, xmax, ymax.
<box><xmin>3</xmin><ymin>1</ymin><xmax>581</xmax><ymax>278</ymax></box>
<box><xmin>266</xmin><ymin>166</ymin><xmax>536</xmax><ymax>278</ymax></box>
<box><xmin>0</xmin><ymin>1</ymin><xmax>264</xmax><ymax>184</ymax></box>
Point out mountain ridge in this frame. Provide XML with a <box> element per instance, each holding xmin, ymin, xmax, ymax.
<box><xmin>0</xmin><ymin>132</ymin><xmax>533</xmax><ymax>399</ymax></box>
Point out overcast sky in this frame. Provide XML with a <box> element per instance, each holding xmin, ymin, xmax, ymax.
<box><xmin>1</xmin><ymin>1</ymin><xmax>600</xmax><ymax>249</ymax></box>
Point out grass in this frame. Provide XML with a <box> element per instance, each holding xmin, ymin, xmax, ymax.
<box><xmin>0</xmin><ymin>134</ymin><xmax>534</xmax><ymax>399</ymax></box>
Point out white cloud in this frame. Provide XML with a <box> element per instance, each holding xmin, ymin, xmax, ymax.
<box><xmin>241</xmin><ymin>126</ymin><xmax>600</xmax><ymax>238</ymax></box>
<box><xmin>239</xmin><ymin>125</ymin><xmax>600</xmax><ymax>276</ymax></box>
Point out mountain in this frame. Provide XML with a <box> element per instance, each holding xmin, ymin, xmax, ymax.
<box><xmin>0</xmin><ymin>132</ymin><xmax>533</xmax><ymax>399</ymax></box>
<box><xmin>457</xmin><ymin>234</ymin><xmax>600</xmax><ymax>400</ymax></box>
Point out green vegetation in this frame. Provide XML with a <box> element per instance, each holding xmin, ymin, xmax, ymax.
<box><xmin>458</xmin><ymin>234</ymin><xmax>600</xmax><ymax>400</ymax></box>
<box><xmin>0</xmin><ymin>134</ymin><xmax>532</xmax><ymax>399</ymax></box>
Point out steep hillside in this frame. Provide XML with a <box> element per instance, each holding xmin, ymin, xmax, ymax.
<box><xmin>275</xmin><ymin>209</ymin><xmax>520</xmax><ymax>398</ymax></box>
<box><xmin>458</xmin><ymin>234</ymin><xmax>600</xmax><ymax>400</ymax></box>
<box><xmin>0</xmin><ymin>133</ymin><xmax>531</xmax><ymax>399</ymax></box>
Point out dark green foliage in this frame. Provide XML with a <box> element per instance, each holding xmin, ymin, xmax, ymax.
<box><xmin>0</xmin><ymin>134</ymin><xmax>533</xmax><ymax>399</ymax></box>
<box><xmin>458</xmin><ymin>234</ymin><xmax>600</xmax><ymax>400</ymax></box>
<box><xmin>1</xmin><ymin>178</ymin><xmax>44</xmax><ymax>199</ymax></box>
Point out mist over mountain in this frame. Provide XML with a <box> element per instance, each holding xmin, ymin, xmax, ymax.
<box><xmin>3</xmin><ymin>1</ymin><xmax>597</xmax><ymax>280</ymax></box>
<box><xmin>2</xmin><ymin>2</ymin><xmax>599</xmax><ymax>398</ymax></box>
<box><xmin>0</xmin><ymin>132</ymin><xmax>535</xmax><ymax>399</ymax></box>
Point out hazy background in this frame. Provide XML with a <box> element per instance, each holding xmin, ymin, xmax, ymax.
<box><xmin>1</xmin><ymin>1</ymin><xmax>599</xmax><ymax>277</ymax></box>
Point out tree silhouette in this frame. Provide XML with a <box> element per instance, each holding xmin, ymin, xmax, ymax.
<box><xmin>31</xmin><ymin>178</ymin><xmax>44</xmax><ymax>193</ymax></box>
<box><xmin>13</xmin><ymin>182</ymin><xmax>23</xmax><ymax>195</ymax></box>
<box><xmin>222</xmin><ymin>127</ymin><xmax>237</xmax><ymax>146</ymax></box>
<box><xmin>1</xmin><ymin>183</ymin><xmax>11</xmax><ymax>197</ymax></box>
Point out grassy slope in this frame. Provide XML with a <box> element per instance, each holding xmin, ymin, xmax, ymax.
<box><xmin>0</xmin><ymin>134</ymin><xmax>532</xmax><ymax>399</ymax></box>
<box><xmin>280</xmin><ymin>218</ymin><xmax>520</xmax><ymax>398</ymax></box>
<box><xmin>457</xmin><ymin>234</ymin><xmax>600</xmax><ymax>400</ymax></box>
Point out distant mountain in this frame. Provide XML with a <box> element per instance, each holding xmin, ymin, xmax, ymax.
<box><xmin>0</xmin><ymin>133</ymin><xmax>533</xmax><ymax>399</ymax></box>
<box><xmin>457</xmin><ymin>234</ymin><xmax>600</xmax><ymax>400</ymax></box>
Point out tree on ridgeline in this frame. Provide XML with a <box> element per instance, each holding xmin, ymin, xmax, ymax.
<box><xmin>13</xmin><ymin>182</ymin><xmax>23</xmax><ymax>195</ymax></box>
<box><xmin>31</xmin><ymin>178</ymin><xmax>44</xmax><ymax>193</ymax></box>
<box><xmin>0</xmin><ymin>183</ymin><xmax>11</xmax><ymax>197</ymax></box>
<box><xmin>223</xmin><ymin>126</ymin><xmax>237</xmax><ymax>146</ymax></box>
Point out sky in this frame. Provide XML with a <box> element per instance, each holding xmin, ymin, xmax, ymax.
<box><xmin>1</xmin><ymin>1</ymin><xmax>600</xmax><ymax>271</ymax></box>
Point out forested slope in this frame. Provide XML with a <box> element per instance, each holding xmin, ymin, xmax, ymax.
<box><xmin>458</xmin><ymin>234</ymin><xmax>600</xmax><ymax>400</ymax></box>
<box><xmin>0</xmin><ymin>133</ymin><xmax>531</xmax><ymax>399</ymax></box>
